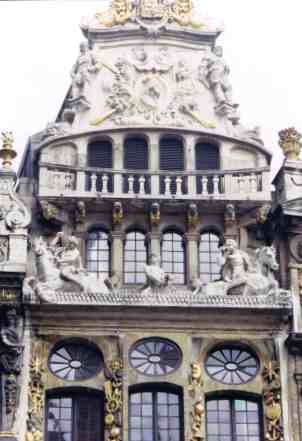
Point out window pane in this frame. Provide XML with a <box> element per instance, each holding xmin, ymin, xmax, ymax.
<box><xmin>161</xmin><ymin>232</ymin><xmax>185</xmax><ymax>284</ymax></box>
<box><xmin>199</xmin><ymin>233</ymin><xmax>220</xmax><ymax>283</ymax></box>
<box><xmin>124</xmin><ymin>231</ymin><xmax>147</xmax><ymax>284</ymax></box>
<box><xmin>86</xmin><ymin>230</ymin><xmax>110</xmax><ymax>279</ymax></box>
<box><xmin>129</xmin><ymin>390</ymin><xmax>182</xmax><ymax>441</ymax></box>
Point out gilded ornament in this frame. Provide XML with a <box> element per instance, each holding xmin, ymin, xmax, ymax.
<box><xmin>187</xmin><ymin>204</ymin><xmax>198</xmax><ymax>230</ymax></box>
<box><xmin>104</xmin><ymin>358</ymin><xmax>123</xmax><ymax>441</ymax></box>
<box><xmin>150</xmin><ymin>203</ymin><xmax>160</xmax><ymax>227</ymax></box>
<box><xmin>96</xmin><ymin>0</ymin><xmax>133</xmax><ymax>27</ymax></box>
<box><xmin>169</xmin><ymin>0</ymin><xmax>204</xmax><ymax>29</ymax></box>
<box><xmin>188</xmin><ymin>362</ymin><xmax>203</xmax><ymax>396</ymax></box>
<box><xmin>279</xmin><ymin>127</ymin><xmax>302</xmax><ymax>161</ymax></box>
<box><xmin>262</xmin><ymin>360</ymin><xmax>283</xmax><ymax>441</ymax></box>
<box><xmin>191</xmin><ymin>399</ymin><xmax>204</xmax><ymax>441</ymax></box>
<box><xmin>256</xmin><ymin>204</ymin><xmax>271</xmax><ymax>225</ymax></box>
<box><xmin>113</xmin><ymin>202</ymin><xmax>124</xmax><ymax>226</ymax></box>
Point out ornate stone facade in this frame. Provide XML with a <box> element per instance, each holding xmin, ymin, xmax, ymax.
<box><xmin>2</xmin><ymin>1</ymin><xmax>302</xmax><ymax>441</ymax></box>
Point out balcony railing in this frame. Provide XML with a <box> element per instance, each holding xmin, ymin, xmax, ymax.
<box><xmin>38</xmin><ymin>164</ymin><xmax>271</xmax><ymax>201</ymax></box>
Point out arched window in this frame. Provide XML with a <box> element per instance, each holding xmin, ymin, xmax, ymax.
<box><xmin>124</xmin><ymin>137</ymin><xmax>149</xmax><ymax>194</ymax></box>
<box><xmin>46</xmin><ymin>388</ymin><xmax>104</xmax><ymax>441</ymax></box>
<box><xmin>195</xmin><ymin>142</ymin><xmax>220</xmax><ymax>194</ymax></box>
<box><xmin>206</xmin><ymin>394</ymin><xmax>263</xmax><ymax>441</ymax></box>
<box><xmin>124</xmin><ymin>231</ymin><xmax>147</xmax><ymax>285</ymax></box>
<box><xmin>86</xmin><ymin>230</ymin><xmax>110</xmax><ymax>279</ymax></box>
<box><xmin>129</xmin><ymin>384</ymin><xmax>184</xmax><ymax>441</ymax></box>
<box><xmin>87</xmin><ymin>140</ymin><xmax>113</xmax><ymax>192</ymax></box>
<box><xmin>159</xmin><ymin>137</ymin><xmax>185</xmax><ymax>194</ymax></box>
<box><xmin>199</xmin><ymin>232</ymin><xmax>221</xmax><ymax>283</ymax></box>
<box><xmin>161</xmin><ymin>232</ymin><xmax>185</xmax><ymax>285</ymax></box>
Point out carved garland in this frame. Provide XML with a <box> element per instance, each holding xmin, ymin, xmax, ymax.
<box><xmin>104</xmin><ymin>359</ymin><xmax>123</xmax><ymax>441</ymax></box>
<box><xmin>262</xmin><ymin>361</ymin><xmax>284</xmax><ymax>441</ymax></box>
<box><xmin>188</xmin><ymin>362</ymin><xmax>205</xmax><ymax>441</ymax></box>
<box><xmin>26</xmin><ymin>342</ymin><xmax>46</xmax><ymax>441</ymax></box>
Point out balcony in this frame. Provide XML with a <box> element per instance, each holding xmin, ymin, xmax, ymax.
<box><xmin>38</xmin><ymin>163</ymin><xmax>271</xmax><ymax>202</ymax></box>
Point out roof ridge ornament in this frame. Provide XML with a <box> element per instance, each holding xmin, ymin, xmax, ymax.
<box><xmin>279</xmin><ymin>127</ymin><xmax>302</xmax><ymax>161</ymax></box>
<box><xmin>0</xmin><ymin>131</ymin><xmax>17</xmax><ymax>170</ymax></box>
<box><xmin>95</xmin><ymin>0</ymin><xmax>204</xmax><ymax>30</ymax></box>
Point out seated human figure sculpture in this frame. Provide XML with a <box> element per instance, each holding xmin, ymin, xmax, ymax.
<box><xmin>141</xmin><ymin>253</ymin><xmax>171</xmax><ymax>293</ymax></box>
<box><xmin>198</xmin><ymin>239</ymin><xmax>282</xmax><ymax>297</ymax></box>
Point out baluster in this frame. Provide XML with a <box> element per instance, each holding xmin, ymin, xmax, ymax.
<box><xmin>102</xmin><ymin>174</ymin><xmax>109</xmax><ymax>194</ymax></box>
<box><xmin>250</xmin><ymin>173</ymin><xmax>257</xmax><ymax>193</ymax></box>
<box><xmin>238</xmin><ymin>175</ymin><xmax>244</xmax><ymax>193</ymax></box>
<box><xmin>164</xmin><ymin>176</ymin><xmax>171</xmax><ymax>196</ymax></box>
<box><xmin>176</xmin><ymin>176</ymin><xmax>182</xmax><ymax>196</ymax></box>
<box><xmin>91</xmin><ymin>173</ymin><xmax>97</xmax><ymax>192</ymax></box>
<box><xmin>139</xmin><ymin>175</ymin><xmax>146</xmax><ymax>195</ymax></box>
<box><xmin>53</xmin><ymin>172</ymin><xmax>60</xmax><ymax>190</ymax></box>
<box><xmin>128</xmin><ymin>175</ymin><xmax>134</xmax><ymax>194</ymax></box>
<box><xmin>213</xmin><ymin>175</ymin><xmax>220</xmax><ymax>195</ymax></box>
<box><xmin>201</xmin><ymin>176</ymin><xmax>209</xmax><ymax>195</ymax></box>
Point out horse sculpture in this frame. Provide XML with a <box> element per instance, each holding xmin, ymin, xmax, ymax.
<box><xmin>23</xmin><ymin>236</ymin><xmax>110</xmax><ymax>303</ymax></box>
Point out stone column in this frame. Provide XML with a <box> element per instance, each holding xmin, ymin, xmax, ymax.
<box><xmin>149</xmin><ymin>133</ymin><xmax>160</xmax><ymax>196</ymax></box>
<box><xmin>185</xmin><ymin>232</ymin><xmax>199</xmax><ymax>283</ymax></box>
<box><xmin>186</xmin><ymin>135</ymin><xmax>196</xmax><ymax>195</ymax></box>
<box><xmin>148</xmin><ymin>232</ymin><xmax>161</xmax><ymax>258</ymax></box>
<box><xmin>112</xmin><ymin>232</ymin><xmax>124</xmax><ymax>285</ymax></box>
<box><xmin>289</xmin><ymin>265</ymin><xmax>302</xmax><ymax>332</ymax></box>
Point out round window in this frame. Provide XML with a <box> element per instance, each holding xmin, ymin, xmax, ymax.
<box><xmin>205</xmin><ymin>345</ymin><xmax>259</xmax><ymax>385</ymax></box>
<box><xmin>48</xmin><ymin>339</ymin><xmax>103</xmax><ymax>381</ymax></box>
<box><xmin>129</xmin><ymin>338</ymin><xmax>182</xmax><ymax>376</ymax></box>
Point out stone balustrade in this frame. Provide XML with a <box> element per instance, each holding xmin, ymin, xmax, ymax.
<box><xmin>38</xmin><ymin>164</ymin><xmax>271</xmax><ymax>201</ymax></box>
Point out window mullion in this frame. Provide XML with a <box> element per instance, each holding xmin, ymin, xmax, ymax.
<box><xmin>231</xmin><ymin>399</ymin><xmax>236</xmax><ymax>441</ymax></box>
<box><xmin>72</xmin><ymin>396</ymin><xmax>77</xmax><ymax>441</ymax></box>
<box><xmin>153</xmin><ymin>391</ymin><xmax>158</xmax><ymax>441</ymax></box>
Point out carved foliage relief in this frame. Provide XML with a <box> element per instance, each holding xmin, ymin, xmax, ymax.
<box><xmin>262</xmin><ymin>361</ymin><xmax>284</xmax><ymax>441</ymax></box>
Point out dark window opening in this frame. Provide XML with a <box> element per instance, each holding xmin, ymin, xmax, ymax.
<box><xmin>195</xmin><ymin>142</ymin><xmax>220</xmax><ymax>194</ymax></box>
<box><xmin>124</xmin><ymin>137</ymin><xmax>150</xmax><ymax>194</ymax></box>
<box><xmin>86</xmin><ymin>140</ymin><xmax>113</xmax><ymax>192</ymax></box>
<box><xmin>129</xmin><ymin>384</ymin><xmax>183</xmax><ymax>441</ymax></box>
<box><xmin>160</xmin><ymin>137</ymin><xmax>185</xmax><ymax>194</ymax></box>
<box><xmin>46</xmin><ymin>389</ymin><xmax>104</xmax><ymax>441</ymax></box>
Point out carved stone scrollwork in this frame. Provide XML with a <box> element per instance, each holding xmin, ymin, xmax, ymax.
<box><xmin>262</xmin><ymin>361</ymin><xmax>284</xmax><ymax>441</ymax></box>
<box><xmin>104</xmin><ymin>359</ymin><xmax>123</xmax><ymax>441</ymax></box>
<box><xmin>0</xmin><ymin>307</ymin><xmax>23</xmax><ymax>433</ymax></box>
<box><xmin>26</xmin><ymin>342</ymin><xmax>45</xmax><ymax>441</ymax></box>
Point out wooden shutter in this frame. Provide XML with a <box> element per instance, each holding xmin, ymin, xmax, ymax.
<box><xmin>160</xmin><ymin>137</ymin><xmax>184</xmax><ymax>171</ymax></box>
<box><xmin>124</xmin><ymin>137</ymin><xmax>148</xmax><ymax>170</ymax></box>
<box><xmin>88</xmin><ymin>141</ymin><xmax>112</xmax><ymax>168</ymax></box>
<box><xmin>195</xmin><ymin>143</ymin><xmax>219</xmax><ymax>170</ymax></box>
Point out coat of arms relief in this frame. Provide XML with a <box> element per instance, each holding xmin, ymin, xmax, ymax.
<box><xmin>91</xmin><ymin>46</ymin><xmax>216</xmax><ymax>129</ymax></box>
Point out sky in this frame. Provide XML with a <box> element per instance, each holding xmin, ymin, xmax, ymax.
<box><xmin>0</xmin><ymin>0</ymin><xmax>301</xmax><ymax>176</ymax></box>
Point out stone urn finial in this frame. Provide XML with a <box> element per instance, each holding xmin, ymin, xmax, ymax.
<box><xmin>279</xmin><ymin>127</ymin><xmax>302</xmax><ymax>161</ymax></box>
<box><xmin>0</xmin><ymin>131</ymin><xmax>17</xmax><ymax>169</ymax></box>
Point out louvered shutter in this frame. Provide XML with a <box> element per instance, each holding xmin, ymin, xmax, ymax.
<box><xmin>124</xmin><ymin>137</ymin><xmax>148</xmax><ymax>170</ymax></box>
<box><xmin>195</xmin><ymin>143</ymin><xmax>219</xmax><ymax>170</ymax></box>
<box><xmin>87</xmin><ymin>141</ymin><xmax>113</xmax><ymax>191</ymax></box>
<box><xmin>160</xmin><ymin>137</ymin><xmax>184</xmax><ymax>194</ymax></box>
<box><xmin>160</xmin><ymin>137</ymin><xmax>184</xmax><ymax>171</ymax></box>
<box><xmin>87</xmin><ymin>141</ymin><xmax>112</xmax><ymax>168</ymax></box>
<box><xmin>124</xmin><ymin>137</ymin><xmax>149</xmax><ymax>193</ymax></box>
<box><xmin>75</xmin><ymin>395</ymin><xmax>103</xmax><ymax>441</ymax></box>
<box><xmin>195</xmin><ymin>143</ymin><xmax>220</xmax><ymax>194</ymax></box>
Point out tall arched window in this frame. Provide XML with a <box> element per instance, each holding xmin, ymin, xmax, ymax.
<box><xmin>161</xmin><ymin>232</ymin><xmax>185</xmax><ymax>285</ymax></box>
<box><xmin>87</xmin><ymin>139</ymin><xmax>113</xmax><ymax>192</ymax></box>
<box><xmin>195</xmin><ymin>142</ymin><xmax>220</xmax><ymax>194</ymax></box>
<box><xmin>86</xmin><ymin>230</ymin><xmax>110</xmax><ymax>279</ymax></box>
<box><xmin>124</xmin><ymin>231</ymin><xmax>147</xmax><ymax>284</ymax></box>
<box><xmin>124</xmin><ymin>137</ymin><xmax>149</xmax><ymax>194</ymax></box>
<box><xmin>199</xmin><ymin>232</ymin><xmax>221</xmax><ymax>283</ymax></box>
<box><xmin>206</xmin><ymin>394</ymin><xmax>263</xmax><ymax>441</ymax></box>
<box><xmin>129</xmin><ymin>384</ymin><xmax>184</xmax><ymax>441</ymax></box>
<box><xmin>159</xmin><ymin>137</ymin><xmax>185</xmax><ymax>194</ymax></box>
<box><xmin>46</xmin><ymin>388</ymin><xmax>104</xmax><ymax>441</ymax></box>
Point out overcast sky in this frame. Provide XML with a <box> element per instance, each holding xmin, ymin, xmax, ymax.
<box><xmin>0</xmin><ymin>0</ymin><xmax>301</xmax><ymax>176</ymax></box>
